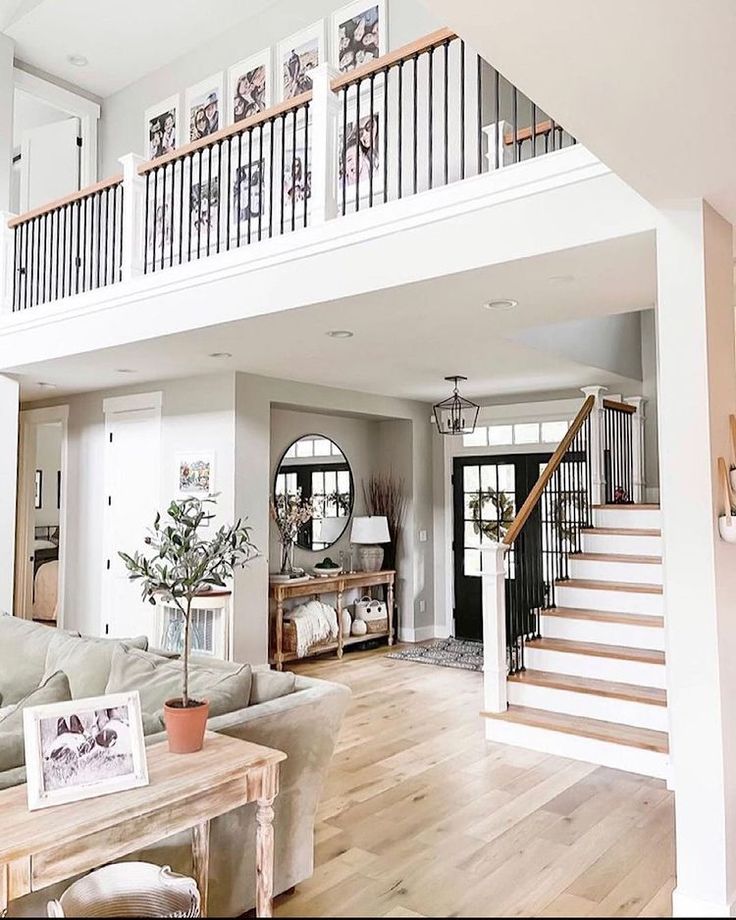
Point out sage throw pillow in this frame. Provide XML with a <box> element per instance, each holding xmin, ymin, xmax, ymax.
<box><xmin>249</xmin><ymin>669</ymin><xmax>296</xmax><ymax>705</ymax></box>
<box><xmin>0</xmin><ymin>614</ymin><xmax>76</xmax><ymax>705</ymax></box>
<box><xmin>105</xmin><ymin>647</ymin><xmax>252</xmax><ymax>720</ymax></box>
<box><xmin>44</xmin><ymin>633</ymin><xmax>149</xmax><ymax>699</ymax></box>
<box><xmin>0</xmin><ymin>671</ymin><xmax>72</xmax><ymax>773</ymax></box>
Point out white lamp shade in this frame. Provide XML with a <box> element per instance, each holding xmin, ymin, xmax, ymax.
<box><xmin>350</xmin><ymin>515</ymin><xmax>390</xmax><ymax>544</ymax></box>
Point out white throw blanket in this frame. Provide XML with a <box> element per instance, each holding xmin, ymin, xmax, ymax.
<box><xmin>287</xmin><ymin>600</ymin><xmax>339</xmax><ymax>657</ymax></box>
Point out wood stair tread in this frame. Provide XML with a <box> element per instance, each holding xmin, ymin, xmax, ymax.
<box><xmin>483</xmin><ymin>705</ymin><xmax>669</xmax><ymax>753</ymax></box>
<box><xmin>527</xmin><ymin>637</ymin><xmax>665</xmax><ymax>665</ymax></box>
<box><xmin>541</xmin><ymin>607</ymin><xmax>664</xmax><ymax>628</ymax></box>
<box><xmin>555</xmin><ymin>578</ymin><xmax>663</xmax><ymax>595</ymax></box>
<box><xmin>508</xmin><ymin>669</ymin><xmax>667</xmax><ymax>707</ymax></box>
<box><xmin>592</xmin><ymin>503</ymin><xmax>660</xmax><ymax>510</ymax></box>
<box><xmin>582</xmin><ymin>526</ymin><xmax>661</xmax><ymax>536</ymax></box>
<box><xmin>572</xmin><ymin>552</ymin><xmax>662</xmax><ymax>564</ymax></box>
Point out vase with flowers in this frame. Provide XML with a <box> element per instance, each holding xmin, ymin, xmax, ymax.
<box><xmin>271</xmin><ymin>491</ymin><xmax>317</xmax><ymax>578</ymax></box>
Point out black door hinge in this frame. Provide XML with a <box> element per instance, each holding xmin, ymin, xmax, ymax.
<box><xmin>76</xmin><ymin>136</ymin><xmax>83</xmax><ymax>148</ymax></box>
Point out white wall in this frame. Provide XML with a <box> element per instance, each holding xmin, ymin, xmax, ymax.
<box><xmin>99</xmin><ymin>0</ymin><xmax>441</xmax><ymax>176</ymax></box>
<box><xmin>0</xmin><ymin>374</ymin><xmax>19</xmax><ymax>612</ymax></box>
<box><xmin>28</xmin><ymin>373</ymin><xmax>236</xmax><ymax>637</ymax></box>
<box><xmin>34</xmin><ymin>421</ymin><xmax>61</xmax><ymax>527</ymax></box>
<box><xmin>0</xmin><ymin>34</ymin><xmax>14</xmax><ymax>212</ymax></box>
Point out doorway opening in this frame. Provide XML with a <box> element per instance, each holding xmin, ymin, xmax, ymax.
<box><xmin>15</xmin><ymin>406</ymin><xmax>68</xmax><ymax>626</ymax></box>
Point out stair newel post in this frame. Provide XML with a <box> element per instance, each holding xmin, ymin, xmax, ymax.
<box><xmin>626</xmin><ymin>396</ymin><xmax>646</xmax><ymax>504</ymax></box>
<box><xmin>0</xmin><ymin>212</ymin><xmax>15</xmax><ymax>314</ymax></box>
<box><xmin>581</xmin><ymin>385</ymin><xmax>607</xmax><ymax>506</ymax></box>
<box><xmin>308</xmin><ymin>64</ymin><xmax>340</xmax><ymax>227</ymax></box>
<box><xmin>482</xmin><ymin>542</ymin><xmax>509</xmax><ymax>714</ymax></box>
<box><xmin>117</xmin><ymin>153</ymin><xmax>146</xmax><ymax>283</ymax></box>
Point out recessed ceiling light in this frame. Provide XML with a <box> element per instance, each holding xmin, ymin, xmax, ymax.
<box><xmin>37</xmin><ymin>382</ymin><xmax>57</xmax><ymax>389</ymax></box>
<box><xmin>116</xmin><ymin>368</ymin><xmax>137</xmax><ymax>374</ymax></box>
<box><xmin>549</xmin><ymin>274</ymin><xmax>575</xmax><ymax>284</ymax></box>
<box><xmin>483</xmin><ymin>299</ymin><xmax>518</xmax><ymax>311</ymax></box>
<box><xmin>208</xmin><ymin>352</ymin><xmax>232</xmax><ymax>359</ymax></box>
<box><xmin>326</xmin><ymin>330</ymin><xmax>354</xmax><ymax>339</ymax></box>
<box><xmin>67</xmin><ymin>54</ymin><xmax>88</xmax><ymax>67</ymax></box>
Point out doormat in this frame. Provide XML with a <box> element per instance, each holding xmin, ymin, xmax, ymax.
<box><xmin>386</xmin><ymin>638</ymin><xmax>483</xmax><ymax>672</ymax></box>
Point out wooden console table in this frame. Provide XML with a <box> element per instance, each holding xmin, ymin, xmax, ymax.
<box><xmin>269</xmin><ymin>570</ymin><xmax>395</xmax><ymax>670</ymax></box>
<box><xmin>0</xmin><ymin>732</ymin><xmax>286</xmax><ymax>918</ymax></box>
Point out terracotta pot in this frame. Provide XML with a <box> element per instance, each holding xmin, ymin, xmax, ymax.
<box><xmin>163</xmin><ymin>699</ymin><xmax>209</xmax><ymax>753</ymax></box>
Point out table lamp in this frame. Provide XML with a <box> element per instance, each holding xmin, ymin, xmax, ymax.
<box><xmin>350</xmin><ymin>516</ymin><xmax>390</xmax><ymax>572</ymax></box>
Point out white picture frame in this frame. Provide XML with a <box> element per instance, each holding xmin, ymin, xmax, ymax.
<box><xmin>337</xmin><ymin>95</ymin><xmax>384</xmax><ymax>203</ymax></box>
<box><xmin>23</xmin><ymin>691</ymin><xmax>149</xmax><ymax>811</ymax></box>
<box><xmin>185</xmin><ymin>73</ymin><xmax>225</xmax><ymax>143</ymax></box>
<box><xmin>177</xmin><ymin>451</ymin><xmax>216</xmax><ymax>496</ymax></box>
<box><xmin>277</xmin><ymin>21</ymin><xmax>326</xmax><ymax>101</ymax></box>
<box><xmin>230</xmin><ymin>143</ymin><xmax>271</xmax><ymax>242</ymax></box>
<box><xmin>143</xmin><ymin>94</ymin><xmax>180</xmax><ymax>161</ymax></box>
<box><xmin>331</xmin><ymin>0</ymin><xmax>387</xmax><ymax>73</ymax></box>
<box><xmin>227</xmin><ymin>49</ymin><xmax>272</xmax><ymax>126</ymax></box>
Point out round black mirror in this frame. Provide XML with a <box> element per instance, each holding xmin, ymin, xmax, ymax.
<box><xmin>273</xmin><ymin>434</ymin><xmax>354</xmax><ymax>551</ymax></box>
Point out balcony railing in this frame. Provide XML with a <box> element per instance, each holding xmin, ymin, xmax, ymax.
<box><xmin>2</xmin><ymin>27</ymin><xmax>576</xmax><ymax>313</ymax></box>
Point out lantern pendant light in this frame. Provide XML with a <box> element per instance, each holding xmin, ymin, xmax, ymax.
<box><xmin>433</xmin><ymin>375</ymin><xmax>480</xmax><ymax>436</ymax></box>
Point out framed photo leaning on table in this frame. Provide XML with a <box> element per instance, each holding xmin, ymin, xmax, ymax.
<box><xmin>23</xmin><ymin>691</ymin><xmax>149</xmax><ymax>811</ymax></box>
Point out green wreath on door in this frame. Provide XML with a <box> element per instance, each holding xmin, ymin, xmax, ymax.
<box><xmin>468</xmin><ymin>488</ymin><xmax>515</xmax><ymax>542</ymax></box>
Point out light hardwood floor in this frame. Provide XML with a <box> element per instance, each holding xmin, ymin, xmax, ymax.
<box><xmin>276</xmin><ymin>645</ymin><xmax>675</xmax><ymax>918</ymax></box>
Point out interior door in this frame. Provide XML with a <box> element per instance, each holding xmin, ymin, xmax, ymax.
<box><xmin>103</xmin><ymin>406</ymin><xmax>161</xmax><ymax>642</ymax></box>
<box><xmin>452</xmin><ymin>453</ymin><xmax>549</xmax><ymax>641</ymax></box>
<box><xmin>20</xmin><ymin>116</ymin><xmax>80</xmax><ymax>211</ymax></box>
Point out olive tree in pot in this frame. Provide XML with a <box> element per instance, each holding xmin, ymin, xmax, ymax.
<box><xmin>120</xmin><ymin>496</ymin><xmax>258</xmax><ymax>754</ymax></box>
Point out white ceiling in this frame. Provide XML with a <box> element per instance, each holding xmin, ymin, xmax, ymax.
<box><xmin>3</xmin><ymin>0</ymin><xmax>280</xmax><ymax>96</ymax></box>
<box><xmin>423</xmin><ymin>0</ymin><xmax>736</xmax><ymax>227</ymax></box>
<box><xmin>13</xmin><ymin>233</ymin><xmax>656</xmax><ymax>403</ymax></box>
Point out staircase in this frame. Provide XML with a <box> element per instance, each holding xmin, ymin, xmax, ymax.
<box><xmin>483</xmin><ymin>504</ymin><xmax>669</xmax><ymax>780</ymax></box>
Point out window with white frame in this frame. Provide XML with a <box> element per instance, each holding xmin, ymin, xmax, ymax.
<box><xmin>462</xmin><ymin>419</ymin><xmax>570</xmax><ymax>449</ymax></box>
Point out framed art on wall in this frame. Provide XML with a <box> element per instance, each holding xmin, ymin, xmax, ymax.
<box><xmin>144</xmin><ymin>94</ymin><xmax>180</xmax><ymax>160</ymax></box>
<box><xmin>23</xmin><ymin>691</ymin><xmax>149</xmax><ymax>811</ymax></box>
<box><xmin>228</xmin><ymin>49</ymin><xmax>272</xmax><ymax>125</ymax></box>
<box><xmin>231</xmin><ymin>153</ymin><xmax>270</xmax><ymax>238</ymax></box>
<box><xmin>331</xmin><ymin>0</ymin><xmax>386</xmax><ymax>73</ymax></box>
<box><xmin>177</xmin><ymin>452</ymin><xmax>216</xmax><ymax>496</ymax></box>
<box><xmin>337</xmin><ymin>102</ymin><xmax>383</xmax><ymax>200</ymax></box>
<box><xmin>185</xmin><ymin>73</ymin><xmax>224</xmax><ymax>142</ymax></box>
<box><xmin>277</xmin><ymin>21</ymin><xmax>326</xmax><ymax>101</ymax></box>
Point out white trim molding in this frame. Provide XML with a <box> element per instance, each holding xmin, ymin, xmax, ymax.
<box><xmin>102</xmin><ymin>391</ymin><xmax>163</xmax><ymax>414</ymax></box>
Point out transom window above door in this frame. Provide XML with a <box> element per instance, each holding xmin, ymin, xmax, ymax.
<box><xmin>462</xmin><ymin>419</ymin><xmax>570</xmax><ymax>449</ymax></box>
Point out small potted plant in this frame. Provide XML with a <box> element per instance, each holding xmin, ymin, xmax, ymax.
<box><xmin>120</xmin><ymin>496</ymin><xmax>258</xmax><ymax>753</ymax></box>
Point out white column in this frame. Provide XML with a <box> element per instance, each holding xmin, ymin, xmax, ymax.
<box><xmin>482</xmin><ymin>120</ymin><xmax>511</xmax><ymax>170</ymax></box>
<box><xmin>481</xmin><ymin>542</ymin><xmax>508</xmax><ymax>714</ymax></box>
<box><xmin>626</xmin><ymin>396</ymin><xmax>646</xmax><ymax>504</ymax></box>
<box><xmin>0</xmin><ymin>35</ymin><xmax>14</xmax><ymax>213</ymax></box>
<box><xmin>117</xmin><ymin>153</ymin><xmax>146</xmax><ymax>282</ymax></box>
<box><xmin>0</xmin><ymin>211</ymin><xmax>17</xmax><ymax>314</ymax></box>
<box><xmin>656</xmin><ymin>200</ymin><xmax>736</xmax><ymax>918</ymax></box>
<box><xmin>308</xmin><ymin>64</ymin><xmax>340</xmax><ymax>226</ymax></box>
<box><xmin>0</xmin><ymin>374</ymin><xmax>19</xmax><ymax>612</ymax></box>
<box><xmin>580</xmin><ymin>385</ymin><xmax>607</xmax><ymax>505</ymax></box>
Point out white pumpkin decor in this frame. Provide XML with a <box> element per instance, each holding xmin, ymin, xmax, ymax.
<box><xmin>351</xmin><ymin>618</ymin><xmax>368</xmax><ymax>637</ymax></box>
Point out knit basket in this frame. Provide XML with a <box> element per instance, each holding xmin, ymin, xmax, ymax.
<box><xmin>282</xmin><ymin>619</ymin><xmax>335</xmax><ymax>656</ymax></box>
<box><xmin>47</xmin><ymin>863</ymin><xmax>200</xmax><ymax>918</ymax></box>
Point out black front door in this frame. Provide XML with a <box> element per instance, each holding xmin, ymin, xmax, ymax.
<box><xmin>452</xmin><ymin>452</ymin><xmax>549</xmax><ymax>641</ymax></box>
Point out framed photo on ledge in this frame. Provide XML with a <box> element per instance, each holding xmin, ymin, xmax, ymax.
<box><xmin>228</xmin><ymin>49</ymin><xmax>272</xmax><ymax>126</ymax></box>
<box><xmin>331</xmin><ymin>0</ymin><xmax>387</xmax><ymax>73</ymax></box>
<box><xmin>277</xmin><ymin>21</ymin><xmax>326</xmax><ymax>101</ymax></box>
<box><xmin>23</xmin><ymin>691</ymin><xmax>149</xmax><ymax>811</ymax></box>
<box><xmin>144</xmin><ymin>94</ymin><xmax>180</xmax><ymax>161</ymax></box>
<box><xmin>185</xmin><ymin>73</ymin><xmax>225</xmax><ymax>143</ymax></box>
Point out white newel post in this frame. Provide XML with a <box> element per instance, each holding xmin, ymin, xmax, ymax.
<box><xmin>0</xmin><ymin>211</ymin><xmax>16</xmax><ymax>314</ymax></box>
<box><xmin>117</xmin><ymin>153</ymin><xmax>146</xmax><ymax>282</ymax></box>
<box><xmin>581</xmin><ymin>385</ymin><xmax>607</xmax><ymax>505</ymax></box>
<box><xmin>626</xmin><ymin>396</ymin><xmax>646</xmax><ymax>503</ymax></box>
<box><xmin>309</xmin><ymin>64</ymin><xmax>340</xmax><ymax>226</ymax></box>
<box><xmin>482</xmin><ymin>121</ymin><xmax>511</xmax><ymax>171</ymax></box>
<box><xmin>481</xmin><ymin>542</ymin><xmax>508</xmax><ymax>714</ymax></box>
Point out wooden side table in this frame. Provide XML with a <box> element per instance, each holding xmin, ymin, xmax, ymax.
<box><xmin>0</xmin><ymin>732</ymin><xmax>286</xmax><ymax>918</ymax></box>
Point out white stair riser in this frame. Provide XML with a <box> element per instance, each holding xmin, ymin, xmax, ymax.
<box><xmin>582</xmin><ymin>532</ymin><xmax>662</xmax><ymax>555</ymax></box>
<box><xmin>555</xmin><ymin>584</ymin><xmax>663</xmax><ymax>615</ymax></box>
<box><xmin>540</xmin><ymin>614</ymin><xmax>665</xmax><ymax>650</ymax></box>
<box><xmin>484</xmin><ymin>717</ymin><xmax>669</xmax><ymax>779</ymax></box>
<box><xmin>524</xmin><ymin>646</ymin><xmax>666</xmax><ymax>688</ymax></box>
<box><xmin>593</xmin><ymin>508</ymin><xmax>661</xmax><ymax>529</ymax></box>
<box><xmin>570</xmin><ymin>557</ymin><xmax>663</xmax><ymax>585</ymax></box>
<box><xmin>506</xmin><ymin>682</ymin><xmax>669</xmax><ymax>732</ymax></box>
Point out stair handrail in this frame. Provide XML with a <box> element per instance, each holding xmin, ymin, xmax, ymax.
<box><xmin>503</xmin><ymin>394</ymin><xmax>595</xmax><ymax>547</ymax></box>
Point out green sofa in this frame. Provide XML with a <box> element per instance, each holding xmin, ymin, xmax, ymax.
<box><xmin>0</xmin><ymin>615</ymin><xmax>350</xmax><ymax>917</ymax></box>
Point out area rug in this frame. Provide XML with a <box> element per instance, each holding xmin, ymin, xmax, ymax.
<box><xmin>386</xmin><ymin>638</ymin><xmax>483</xmax><ymax>672</ymax></box>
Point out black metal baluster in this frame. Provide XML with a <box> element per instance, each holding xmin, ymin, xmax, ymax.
<box><xmin>22</xmin><ymin>221</ymin><xmax>28</xmax><ymax>309</ymax></box>
<box><xmin>550</xmin><ymin>117</ymin><xmax>557</xmax><ymax>152</ymax></box>
<box><xmin>268</xmin><ymin>119</ymin><xmax>274</xmax><ymax>239</ymax></box>
<box><xmin>443</xmin><ymin>40</ymin><xmax>449</xmax><ymax>185</ymax></box>
<box><xmin>143</xmin><ymin>172</ymin><xmax>150</xmax><ymax>274</ymax></box>
<box><xmin>368</xmin><ymin>74</ymin><xmax>375</xmax><ymax>207</ymax></box>
<box><xmin>225</xmin><ymin>137</ymin><xmax>232</xmax><ymax>251</ymax></box>
<box><xmin>258</xmin><ymin>124</ymin><xmax>264</xmax><ymax>242</ymax></box>
<box><xmin>280</xmin><ymin>112</ymin><xmax>286</xmax><ymax>234</ymax></box>
<box><xmin>459</xmin><ymin>41</ymin><xmax>465</xmax><ymax>180</ymax></box>
<box><xmin>196</xmin><ymin>148</ymin><xmax>203</xmax><ymax>258</ymax></box>
<box><xmin>236</xmin><ymin>130</ymin><xmax>243</xmax><ymax>247</ymax></box>
<box><xmin>397</xmin><ymin>62</ymin><xmax>403</xmax><ymax>199</ymax></box>
<box><xmin>178</xmin><ymin>158</ymin><xmax>185</xmax><ymax>265</ymax></box>
<box><xmin>341</xmin><ymin>87</ymin><xmax>348</xmax><ymax>215</ymax></box>
<box><xmin>29</xmin><ymin>217</ymin><xmax>36</xmax><ymax>305</ymax></box>
<box><xmin>41</xmin><ymin>212</ymin><xmax>48</xmax><ymax>303</ymax></box>
<box><xmin>476</xmin><ymin>55</ymin><xmax>482</xmax><ymax>175</ymax></box>
<box><xmin>169</xmin><ymin>163</ymin><xmax>175</xmax><ymax>268</ymax></box>
<box><xmin>427</xmin><ymin>46</ymin><xmax>434</xmax><ymax>190</ymax></box>
<box><xmin>96</xmin><ymin>192</ymin><xmax>102</xmax><ymax>287</ymax></box>
<box><xmin>60</xmin><ymin>206</ymin><xmax>66</xmax><ymax>299</ymax></box>
<box><xmin>355</xmin><ymin>82</ymin><xmax>361</xmax><ymax>211</ymax></box>
<box><xmin>110</xmin><ymin>190</ymin><xmax>117</xmax><ymax>288</ymax></box>
<box><xmin>216</xmin><ymin>140</ymin><xmax>222</xmax><ymax>254</ymax></box>
<box><xmin>291</xmin><ymin>109</ymin><xmax>297</xmax><ymax>230</ymax></box>
<box><xmin>512</xmin><ymin>85</ymin><xmax>519</xmax><ymax>164</ymax></box>
<box><xmin>412</xmin><ymin>54</ymin><xmax>418</xmax><ymax>195</ymax></box>
<box><xmin>11</xmin><ymin>226</ymin><xmax>18</xmax><ymax>311</ymax></box>
<box><xmin>303</xmin><ymin>102</ymin><xmax>309</xmax><ymax>227</ymax></box>
<box><xmin>103</xmin><ymin>188</ymin><xmax>109</xmax><ymax>286</ymax></box>
<box><xmin>383</xmin><ymin>67</ymin><xmax>389</xmax><ymax>202</ymax></box>
<box><xmin>206</xmin><ymin>145</ymin><xmax>213</xmax><ymax>255</ymax></box>
<box><xmin>531</xmin><ymin>102</ymin><xmax>537</xmax><ymax>159</ymax></box>
<box><xmin>151</xmin><ymin>168</ymin><xmax>158</xmax><ymax>273</ymax></box>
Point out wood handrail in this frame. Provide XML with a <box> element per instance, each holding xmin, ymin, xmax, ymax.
<box><xmin>8</xmin><ymin>174</ymin><xmax>123</xmax><ymax>229</ymax></box>
<box><xmin>137</xmin><ymin>90</ymin><xmax>313</xmax><ymax>175</ymax></box>
<box><xmin>330</xmin><ymin>26</ymin><xmax>457</xmax><ymax>91</ymax></box>
<box><xmin>602</xmin><ymin>398</ymin><xmax>636</xmax><ymax>415</ymax></box>
<box><xmin>503</xmin><ymin>119</ymin><xmax>558</xmax><ymax>146</ymax></box>
<box><xmin>503</xmin><ymin>395</ymin><xmax>595</xmax><ymax>546</ymax></box>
